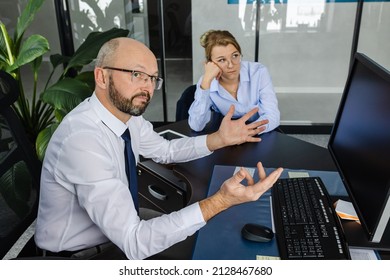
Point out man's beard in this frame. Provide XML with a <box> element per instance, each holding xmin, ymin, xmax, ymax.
<box><xmin>108</xmin><ymin>75</ymin><xmax>151</xmax><ymax>116</ymax></box>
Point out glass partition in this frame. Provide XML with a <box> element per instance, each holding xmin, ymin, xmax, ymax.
<box><xmin>358</xmin><ymin>1</ymin><xmax>390</xmax><ymax>71</ymax></box>
<box><xmin>192</xmin><ymin>0</ymin><xmax>359</xmax><ymax>126</ymax></box>
<box><xmin>142</xmin><ymin>0</ymin><xmax>193</xmax><ymax>122</ymax></box>
<box><xmin>66</xmin><ymin>0</ymin><xmax>193</xmax><ymax>123</ymax></box>
<box><xmin>3</xmin><ymin>0</ymin><xmax>390</xmax><ymax>129</ymax></box>
<box><xmin>258</xmin><ymin>0</ymin><xmax>356</xmax><ymax>125</ymax></box>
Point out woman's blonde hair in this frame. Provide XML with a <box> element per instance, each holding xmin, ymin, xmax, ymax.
<box><xmin>200</xmin><ymin>30</ymin><xmax>241</xmax><ymax>61</ymax></box>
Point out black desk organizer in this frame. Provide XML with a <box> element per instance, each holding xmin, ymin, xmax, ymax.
<box><xmin>137</xmin><ymin>159</ymin><xmax>190</xmax><ymax>214</ymax></box>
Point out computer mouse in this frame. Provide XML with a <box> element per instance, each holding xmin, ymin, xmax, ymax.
<box><xmin>241</xmin><ymin>223</ymin><xmax>274</xmax><ymax>242</ymax></box>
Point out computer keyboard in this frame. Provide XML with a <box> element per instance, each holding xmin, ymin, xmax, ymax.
<box><xmin>271</xmin><ymin>177</ymin><xmax>350</xmax><ymax>259</ymax></box>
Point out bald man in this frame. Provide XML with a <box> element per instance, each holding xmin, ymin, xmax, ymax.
<box><xmin>35</xmin><ymin>37</ymin><xmax>282</xmax><ymax>260</ymax></box>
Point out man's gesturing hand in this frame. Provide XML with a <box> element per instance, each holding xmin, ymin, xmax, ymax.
<box><xmin>207</xmin><ymin>105</ymin><xmax>269</xmax><ymax>151</ymax></box>
<box><xmin>199</xmin><ymin>162</ymin><xmax>283</xmax><ymax>222</ymax></box>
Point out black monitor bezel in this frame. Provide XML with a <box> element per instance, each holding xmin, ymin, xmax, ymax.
<box><xmin>328</xmin><ymin>52</ymin><xmax>390</xmax><ymax>244</ymax></box>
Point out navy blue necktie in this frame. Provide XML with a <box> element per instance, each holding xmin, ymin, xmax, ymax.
<box><xmin>121</xmin><ymin>129</ymin><xmax>139</xmax><ymax>212</ymax></box>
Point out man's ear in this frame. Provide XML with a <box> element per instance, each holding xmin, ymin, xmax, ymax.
<box><xmin>95</xmin><ymin>68</ymin><xmax>107</xmax><ymax>89</ymax></box>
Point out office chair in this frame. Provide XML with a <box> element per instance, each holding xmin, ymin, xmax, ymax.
<box><xmin>175</xmin><ymin>84</ymin><xmax>196</xmax><ymax>122</ymax></box>
<box><xmin>0</xmin><ymin>70</ymin><xmax>43</xmax><ymax>259</ymax></box>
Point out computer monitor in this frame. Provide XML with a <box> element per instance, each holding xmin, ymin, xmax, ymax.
<box><xmin>328</xmin><ymin>53</ymin><xmax>390</xmax><ymax>248</ymax></box>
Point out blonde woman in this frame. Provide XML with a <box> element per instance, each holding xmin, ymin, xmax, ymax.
<box><xmin>189</xmin><ymin>30</ymin><xmax>280</xmax><ymax>133</ymax></box>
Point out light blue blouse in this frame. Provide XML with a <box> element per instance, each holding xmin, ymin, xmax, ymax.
<box><xmin>188</xmin><ymin>61</ymin><xmax>280</xmax><ymax>133</ymax></box>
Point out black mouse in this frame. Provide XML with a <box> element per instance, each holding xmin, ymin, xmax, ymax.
<box><xmin>241</xmin><ymin>223</ymin><xmax>274</xmax><ymax>242</ymax></box>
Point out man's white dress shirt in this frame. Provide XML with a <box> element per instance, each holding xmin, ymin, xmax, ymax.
<box><xmin>35</xmin><ymin>93</ymin><xmax>211</xmax><ymax>259</ymax></box>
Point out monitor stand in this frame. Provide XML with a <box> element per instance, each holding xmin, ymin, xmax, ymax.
<box><xmin>342</xmin><ymin>219</ymin><xmax>390</xmax><ymax>251</ymax></box>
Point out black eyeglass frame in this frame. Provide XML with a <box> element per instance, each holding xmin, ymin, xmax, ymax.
<box><xmin>102</xmin><ymin>66</ymin><xmax>163</xmax><ymax>90</ymax></box>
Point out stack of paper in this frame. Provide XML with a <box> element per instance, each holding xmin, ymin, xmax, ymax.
<box><xmin>335</xmin><ymin>199</ymin><xmax>360</xmax><ymax>223</ymax></box>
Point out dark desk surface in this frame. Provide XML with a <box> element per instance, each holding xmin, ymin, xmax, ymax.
<box><xmin>147</xmin><ymin>120</ymin><xmax>390</xmax><ymax>260</ymax></box>
<box><xmin>146</xmin><ymin>121</ymin><xmax>336</xmax><ymax>259</ymax></box>
<box><xmin>155</xmin><ymin>121</ymin><xmax>336</xmax><ymax>206</ymax></box>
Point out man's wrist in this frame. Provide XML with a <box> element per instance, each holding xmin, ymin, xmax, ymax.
<box><xmin>206</xmin><ymin>131</ymin><xmax>226</xmax><ymax>151</ymax></box>
<box><xmin>199</xmin><ymin>192</ymin><xmax>230</xmax><ymax>222</ymax></box>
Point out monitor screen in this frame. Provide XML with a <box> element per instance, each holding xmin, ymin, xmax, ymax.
<box><xmin>328</xmin><ymin>53</ymin><xmax>390</xmax><ymax>243</ymax></box>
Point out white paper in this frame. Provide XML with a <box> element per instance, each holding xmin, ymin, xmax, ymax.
<box><xmin>335</xmin><ymin>199</ymin><xmax>359</xmax><ymax>220</ymax></box>
<box><xmin>349</xmin><ymin>248</ymin><xmax>379</xmax><ymax>260</ymax></box>
<box><xmin>288</xmin><ymin>171</ymin><xmax>310</xmax><ymax>178</ymax></box>
<box><xmin>233</xmin><ymin>166</ymin><xmax>255</xmax><ymax>177</ymax></box>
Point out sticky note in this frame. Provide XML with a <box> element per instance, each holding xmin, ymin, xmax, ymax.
<box><xmin>288</xmin><ymin>171</ymin><xmax>310</xmax><ymax>178</ymax></box>
<box><xmin>234</xmin><ymin>166</ymin><xmax>255</xmax><ymax>177</ymax></box>
<box><xmin>256</xmin><ymin>255</ymin><xmax>281</xmax><ymax>260</ymax></box>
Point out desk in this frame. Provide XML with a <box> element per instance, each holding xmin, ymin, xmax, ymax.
<box><xmin>148</xmin><ymin>120</ymin><xmax>336</xmax><ymax>207</ymax></box>
<box><xmin>139</xmin><ymin>120</ymin><xmax>389</xmax><ymax>259</ymax></box>
<box><xmin>192</xmin><ymin>166</ymin><xmax>348</xmax><ymax>259</ymax></box>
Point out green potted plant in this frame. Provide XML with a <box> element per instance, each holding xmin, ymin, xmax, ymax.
<box><xmin>0</xmin><ymin>0</ymin><xmax>128</xmax><ymax>220</ymax></box>
<box><xmin>36</xmin><ymin>27</ymin><xmax>129</xmax><ymax>160</ymax></box>
<box><xmin>0</xmin><ymin>0</ymin><xmax>129</xmax><ymax>160</ymax></box>
<box><xmin>0</xmin><ymin>0</ymin><xmax>50</xmax><ymax>144</ymax></box>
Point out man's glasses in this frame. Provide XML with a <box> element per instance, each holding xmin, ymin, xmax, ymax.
<box><xmin>103</xmin><ymin>67</ymin><xmax>163</xmax><ymax>90</ymax></box>
<box><xmin>213</xmin><ymin>52</ymin><xmax>242</xmax><ymax>67</ymax></box>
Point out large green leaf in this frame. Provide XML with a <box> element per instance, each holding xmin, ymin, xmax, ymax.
<box><xmin>75</xmin><ymin>71</ymin><xmax>95</xmax><ymax>91</ymax></box>
<box><xmin>8</xmin><ymin>34</ymin><xmax>49</xmax><ymax>71</ymax></box>
<box><xmin>0</xmin><ymin>160</ymin><xmax>32</xmax><ymax>219</ymax></box>
<box><xmin>50</xmin><ymin>53</ymin><xmax>70</xmax><ymax>69</ymax></box>
<box><xmin>64</xmin><ymin>28</ymin><xmax>129</xmax><ymax>73</ymax></box>
<box><xmin>54</xmin><ymin>108</ymin><xmax>67</xmax><ymax>123</ymax></box>
<box><xmin>36</xmin><ymin>123</ymin><xmax>58</xmax><ymax>161</ymax></box>
<box><xmin>0</xmin><ymin>21</ymin><xmax>14</xmax><ymax>67</ymax></box>
<box><xmin>0</xmin><ymin>58</ymin><xmax>7</xmax><ymax>70</ymax></box>
<box><xmin>14</xmin><ymin>0</ymin><xmax>45</xmax><ymax>44</ymax></box>
<box><xmin>41</xmin><ymin>78</ymin><xmax>92</xmax><ymax>113</ymax></box>
<box><xmin>0</xmin><ymin>25</ymin><xmax>8</xmax><ymax>63</ymax></box>
<box><xmin>31</xmin><ymin>54</ymin><xmax>43</xmax><ymax>75</ymax></box>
